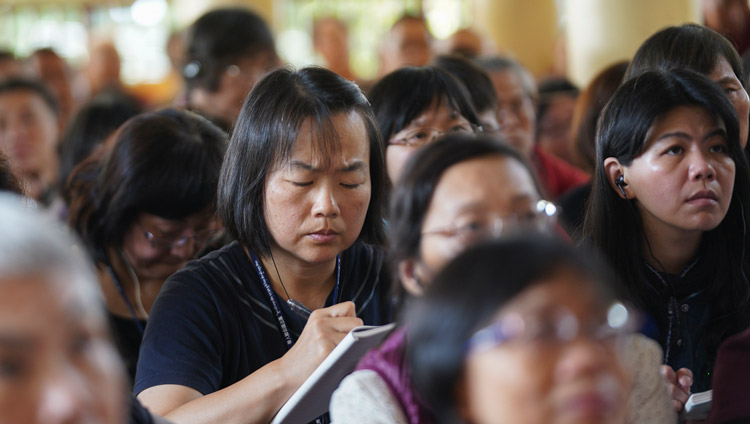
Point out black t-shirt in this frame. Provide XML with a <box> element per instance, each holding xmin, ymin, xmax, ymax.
<box><xmin>134</xmin><ymin>240</ymin><xmax>392</xmax><ymax>397</ymax></box>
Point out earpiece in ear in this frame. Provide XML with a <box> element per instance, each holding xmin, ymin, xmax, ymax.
<box><xmin>616</xmin><ymin>175</ymin><xmax>628</xmax><ymax>199</ymax></box>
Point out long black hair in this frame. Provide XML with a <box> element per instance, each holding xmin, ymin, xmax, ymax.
<box><xmin>584</xmin><ymin>69</ymin><xmax>750</xmax><ymax>360</ymax></box>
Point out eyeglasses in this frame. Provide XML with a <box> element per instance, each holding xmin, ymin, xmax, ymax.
<box><xmin>422</xmin><ymin>200</ymin><xmax>559</xmax><ymax>245</ymax></box>
<box><xmin>466</xmin><ymin>302</ymin><xmax>637</xmax><ymax>355</ymax></box>
<box><xmin>139</xmin><ymin>220</ymin><xmax>219</xmax><ymax>251</ymax></box>
<box><xmin>389</xmin><ymin>123</ymin><xmax>482</xmax><ymax>148</ymax></box>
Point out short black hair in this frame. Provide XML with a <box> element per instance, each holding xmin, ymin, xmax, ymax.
<box><xmin>432</xmin><ymin>54</ymin><xmax>497</xmax><ymax>114</ymax></box>
<box><xmin>183</xmin><ymin>7</ymin><xmax>277</xmax><ymax>93</ymax></box>
<box><xmin>58</xmin><ymin>90</ymin><xmax>142</xmax><ymax>195</ymax></box>
<box><xmin>368</xmin><ymin>66</ymin><xmax>480</xmax><ymax>143</ymax></box>
<box><xmin>388</xmin><ymin>135</ymin><xmax>542</xmax><ymax>307</ymax></box>
<box><xmin>626</xmin><ymin>23</ymin><xmax>744</xmax><ymax>86</ymax></box>
<box><xmin>475</xmin><ymin>55</ymin><xmax>538</xmax><ymax>102</ymax></box>
<box><xmin>67</xmin><ymin>109</ymin><xmax>227</xmax><ymax>259</ymax></box>
<box><xmin>405</xmin><ymin>235</ymin><xmax>616</xmax><ymax>423</ymax></box>
<box><xmin>0</xmin><ymin>78</ymin><xmax>59</xmax><ymax>116</ymax></box>
<box><xmin>218</xmin><ymin>66</ymin><xmax>386</xmax><ymax>255</ymax></box>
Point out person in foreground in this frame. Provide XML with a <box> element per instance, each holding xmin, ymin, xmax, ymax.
<box><xmin>406</xmin><ymin>235</ymin><xmax>633</xmax><ymax>424</ymax></box>
<box><xmin>135</xmin><ymin>66</ymin><xmax>390</xmax><ymax>424</ymax></box>
<box><xmin>0</xmin><ymin>193</ymin><xmax>126</xmax><ymax>423</ymax></box>
<box><xmin>584</xmin><ymin>69</ymin><xmax>750</xmax><ymax>410</ymax></box>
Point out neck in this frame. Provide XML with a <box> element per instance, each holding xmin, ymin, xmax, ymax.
<box><xmin>640</xmin><ymin>224</ymin><xmax>702</xmax><ymax>275</ymax></box>
<box><xmin>254</xmin><ymin>245</ymin><xmax>337</xmax><ymax>311</ymax></box>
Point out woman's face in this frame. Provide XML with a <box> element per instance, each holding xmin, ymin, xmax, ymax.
<box><xmin>0</xmin><ymin>274</ymin><xmax>126</xmax><ymax>424</ymax></box>
<box><xmin>386</xmin><ymin>97</ymin><xmax>474</xmax><ymax>183</ymax></box>
<box><xmin>708</xmin><ymin>56</ymin><xmax>750</xmax><ymax>148</ymax></box>
<box><xmin>622</xmin><ymin>105</ymin><xmax>735</xmax><ymax>240</ymax></box>
<box><xmin>411</xmin><ymin>155</ymin><xmax>541</xmax><ymax>287</ymax></box>
<box><xmin>121</xmin><ymin>210</ymin><xmax>218</xmax><ymax>282</ymax></box>
<box><xmin>460</xmin><ymin>270</ymin><xmax>630</xmax><ymax>424</ymax></box>
<box><xmin>264</xmin><ymin>110</ymin><xmax>371</xmax><ymax>266</ymax></box>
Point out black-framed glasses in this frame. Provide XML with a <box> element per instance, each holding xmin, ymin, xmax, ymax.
<box><xmin>465</xmin><ymin>302</ymin><xmax>637</xmax><ymax>355</ymax></box>
<box><xmin>421</xmin><ymin>200</ymin><xmax>559</xmax><ymax>245</ymax></box>
<box><xmin>388</xmin><ymin>123</ymin><xmax>482</xmax><ymax>148</ymax></box>
<box><xmin>139</xmin><ymin>220</ymin><xmax>219</xmax><ymax>251</ymax></box>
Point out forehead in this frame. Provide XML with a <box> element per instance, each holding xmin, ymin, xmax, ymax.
<box><xmin>0</xmin><ymin>274</ymin><xmax>95</xmax><ymax>332</ymax></box>
<box><xmin>500</xmin><ymin>268</ymin><xmax>603</xmax><ymax>317</ymax></box>
<box><xmin>0</xmin><ymin>89</ymin><xmax>53</xmax><ymax>114</ymax></box>
<box><xmin>490</xmin><ymin>70</ymin><xmax>529</xmax><ymax>100</ymax></box>
<box><xmin>280</xmin><ymin>110</ymin><xmax>370</xmax><ymax>167</ymax></box>
<box><xmin>708</xmin><ymin>56</ymin><xmax>740</xmax><ymax>82</ymax></box>
<box><xmin>648</xmin><ymin>105</ymin><xmax>722</xmax><ymax>137</ymax></box>
<box><xmin>427</xmin><ymin>156</ymin><xmax>538</xmax><ymax>216</ymax></box>
<box><xmin>405</xmin><ymin>98</ymin><xmax>462</xmax><ymax>127</ymax></box>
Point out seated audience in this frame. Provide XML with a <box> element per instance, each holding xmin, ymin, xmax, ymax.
<box><xmin>331</xmin><ymin>135</ymin><xmax>560</xmax><ymax>423</ymax></box>
<box><xmin>536</xmin><ymin>77</ymin><xmax>579</xmax><ymax>165</ymax></box>
<box><xmin>0</xmin><ymin>193</ymin><xmax>127</xmax><ymax>424</ymax></box>
<box><xmin>432</xmin><ymin>54</ymin><xmax>501</xmax><ymax>135</ymax></box>
<box><xmin>57</xmin><ymin>90</ymin><xmax>142</xmax><ymax>201</ymax></box>
<box><xmin>331</xmin><ymin>136</ymin><xmax>674</xmax><ymax>423</ymax></box>
<box><xmin>584</xmin><ymin>69</ymin><xmax>750</xmax><ymax>409</ymax></box>
<box><xmin>0</xmin><ymin>78</ymin><xmax>60</xmax><ymax>203</ymax></box>
<box><xmin>66</xmin><ymin>109</ymin><xmax>227</xmax><ymax>382</ymax></box>
<box><xmin>379</xmin><ymin>15</ymin><xmax>433</xmax><ymax>76</ymax></box>
<box><xmin>135</xmin><ymin>67</ymin><xmax>391</xmax><ymax>424</ymax></box>
<box><xmin>476</xmin><ymin>56</ymin><xmax>588</xmax><ymax>200</ymax></box>
<box><xmin>626</xmin><ymin>23</ymin><xmax>750</xmax><ymax>149</ymax></box>
<box><xmin>183</xmin><ymin>7</ymin><xmax>281</xmax><ymax>132</ymax></box>
<box><xmin>406</xmin><ymin>235</ymin><xmax>633</xmax><ymax>424</ymax></box>
<box><xmin>313</xmin><ymin>16</ymin><xmax>357</xmax><ymax>81</ymax></box>
<box><xmin>368</xmin><ymin>65</ymin><xmax>481</xmax><ymax>184</ymax></box>
<box><xmin>558</xmin><ymin>61</ymin><xmax>628</xmax><ymax>237</ymax></box>
<box><xmin>26</xmin><ymin>48</ymin><xmax>74</xmax><ymax>127</ymax></box>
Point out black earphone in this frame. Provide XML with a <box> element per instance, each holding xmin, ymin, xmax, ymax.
<box><xmin>615</xmin><ymin>175</ymin><xmax>628</xmax><ymax>199</ymax></box>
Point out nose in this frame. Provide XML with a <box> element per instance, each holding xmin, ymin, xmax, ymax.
<box><xmin>37</xmin><ymin>365</ymin><xmax>89</xmax><ymax>424</ymax></box>
<box><xmin>688</xmin><ymin>149</ymin><xmax>716</xmax><ymax>182</ymax></box>
<box><xmin>311</xmin><ymin>182</ymin><xmax>340</xmax><ymax>218</ymax></box>
<box><xmin>554</xmin><ymin>337</ymin><xmax>613</xmax><ymax>383</ymax></box>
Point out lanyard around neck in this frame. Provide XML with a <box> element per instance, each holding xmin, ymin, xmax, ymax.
<box><xmin>249</xmin><ymin>251</ymin><xmax>342</xmax><ymax>348</ymax></box>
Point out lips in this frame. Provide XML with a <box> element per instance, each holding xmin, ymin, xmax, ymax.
<box><xmin>308</xmin><ymin>229</ymin><xmax>339</xmax><ymax>243</ymax></box>
<box><xmin>687</xmin><ymin>190</ymin><xmax>719</xmax><ymax>203</ymax></box>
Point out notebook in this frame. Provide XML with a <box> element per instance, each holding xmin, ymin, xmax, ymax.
<box><xmin>270</xmin><ymin>323</ymin><xmax>397</xmax><ymax>424</ymax></box>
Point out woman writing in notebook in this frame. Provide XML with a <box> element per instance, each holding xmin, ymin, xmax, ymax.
<box><xmin>134</xmin><ymin>67</ymin><xmax>391</xmax><ymax>424</ymax></box>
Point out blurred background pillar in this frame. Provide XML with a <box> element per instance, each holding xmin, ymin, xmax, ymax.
<box><xmin>472</xmin><ymin>0</ymin><xmax>559</xmax><ymax>77</ymax></box>
<box><xmin>565</xmin><ymin>0</ymin><xmax>700</xmax><ymax>87</ymax></box>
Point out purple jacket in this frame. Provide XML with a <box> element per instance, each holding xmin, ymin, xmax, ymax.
<box><xmin>356</xmin><ymin>327</ymin><xmax>436</xmax><ymax>424</ymax></box>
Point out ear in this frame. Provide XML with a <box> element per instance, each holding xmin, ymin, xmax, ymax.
<box><xmin>398</xmin><ymin>259</ymin><xmax>424</xmax><ymax>296</ymax></box>
<box><xmin>603</xmin><ymin>157</ymin><xmax>632</xmax><ymax>200</ymax></box>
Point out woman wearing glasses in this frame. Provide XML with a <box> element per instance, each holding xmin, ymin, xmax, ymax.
<box><xmin>368</xmin><ymin>65</ymin><xmax>482</xmax><ymax>184</ymax></box>
<box><xmin>66</xmin><ymin>108</ymin><xmax>227</xmax><ymax>382</ymax></box>
<box><xmin>331</xmin><ymin>135</ymin><xmax>566</xmax><ymax>423</ymax></box>
<box><xmin>406</xmin><ymin>235</ymin><xmax>632</xmax><ymax>424</ymax></box>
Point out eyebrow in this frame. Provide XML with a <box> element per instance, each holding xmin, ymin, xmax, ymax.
<box><xmin>715</xmin><ymin>76</ymin><xmax>740</xmax><ymax>85</ymax></box>
<box><xmin>655</xmin><ymin>128</ymin><xmax>727</xmax><ymax>143</ymax></box>
<box><xmin>290</xmin><ymin>160</ymin><xmax>367</xmax><ymax>173</ymax></box>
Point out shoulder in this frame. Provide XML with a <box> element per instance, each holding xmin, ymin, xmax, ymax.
<box><xmin>623</xmin><ymin>334</ymin><xmax>677</xmax><ymax>424</ymax></box>
<box><xmin>330</xmin><ymin>369</ymin><xmax>409</xmax><ymax>424</ymax></box>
